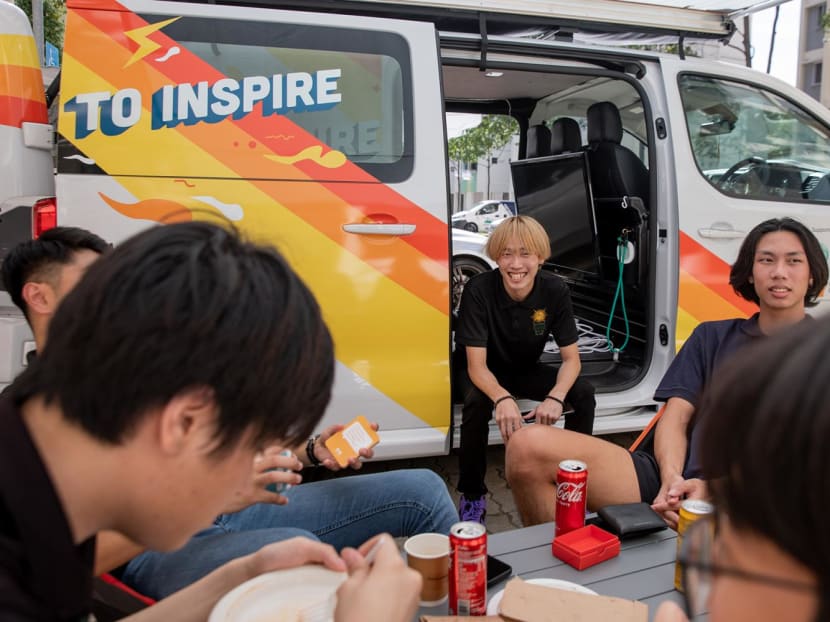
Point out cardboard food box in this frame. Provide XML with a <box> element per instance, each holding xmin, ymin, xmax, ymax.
<box><xmin>421</xmin><ymin>577</ymin><xmax>647</xmax><ymax>622</ymax></box>
<box><xmin>551</xmin><ymin>525</ymin><xmax>620</xmax><ymax>570</ymax></box>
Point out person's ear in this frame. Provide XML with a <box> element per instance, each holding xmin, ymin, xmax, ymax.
<box><xmin>748</xmin><ymin>276</ymin><xmax>754</xmax><ymax>284</ymax></box>
<box><xmin>157</xmin><ymin>387</ymin><xmax>218</xmax><ymax>456</ymax></box>
<box><xmin>21</xmin><ymin>281</ymin><xmax>57</xmax><ymax>316</ymax></box>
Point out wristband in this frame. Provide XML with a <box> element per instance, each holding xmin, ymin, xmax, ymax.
<box><xmin>545</xmin><ymin>395</ymin><xmax>565</xmax><ymax>408</ymax></box>
<box><xmin>305</xmin><ymin>434</ymin><xmax>322</xmax><ymax>466</ymax></box>
<box><xmin>493</xmin><ymin>395</ymin><xmax>516</xmax><ymax>408</ymax></box>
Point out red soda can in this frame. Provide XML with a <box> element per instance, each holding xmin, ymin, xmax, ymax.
<box><xmin>555</xmin><ymin>459</ymin><xmax>588</xmax><ymax>537</ymax></box>
<box><xmin>448</xmin><ymin>521</ymin><xmax>487</xmax><ymax>616</ymax></box>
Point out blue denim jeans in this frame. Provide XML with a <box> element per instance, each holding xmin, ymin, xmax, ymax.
<box><xmin>120</xmin><ymin>468</ymin><xmax>457</xmax><ymax>599</ymax></box>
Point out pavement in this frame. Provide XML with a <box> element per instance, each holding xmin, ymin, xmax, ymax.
<box><xmin>309</xmin><ymin>432</ymin><xmax>638</xmax><ymax>535</ymax></box>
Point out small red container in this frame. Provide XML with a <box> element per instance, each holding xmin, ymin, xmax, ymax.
<box><xmin>448</xmin><ymin>521</ymin><xmax>487</xmax><ymax>616</ymax></box>
<box><xmin>552</xmin><ymin>525</ymin><xmax>620</xmax><ymax>570</ymax></box>
<box><xmin>555</xmin><ymin>459</ymin><xmax>588</xmax><ymax>537</ymax></box>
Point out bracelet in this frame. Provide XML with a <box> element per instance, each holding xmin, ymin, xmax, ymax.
<box><xmin>493</xmin><ymin>395</ymin><xmax>516</xmax><ymax>408</ymax></box>
<box><xmin>545</xmin><ymin>395</ymin><xmax>565</xmax><ymax>408</ymax></box>
<box><xmin>305</xmin><ymin>434</ymin><xmax>322</xmax><ymax>466</ymax></box>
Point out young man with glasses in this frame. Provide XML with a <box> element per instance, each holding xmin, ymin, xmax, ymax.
<box><xmin>506</xmin><ymin>217</ymin><xmax>828</xmax><ymax>528</ymax></box>
<box><xmin>656</xmin><ymin>315</ymin><xmax>826</xmax><ymax>622</ymax></box>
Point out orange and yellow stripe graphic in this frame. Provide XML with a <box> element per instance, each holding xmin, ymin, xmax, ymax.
<box><xmin>677</xmin><ymin>232</ymin><xmax>756</xmax><ymax>348</ymax></box>
<box><xmin>0</xmin><ymin>33</ymin><xmax>47</xmax><ymax>128</ymax></box>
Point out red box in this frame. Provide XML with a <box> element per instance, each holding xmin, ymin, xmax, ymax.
<box><xmin>552</xmin><ymin>525</ymin><xmax>620</xmax><ymax>570</ymax></box>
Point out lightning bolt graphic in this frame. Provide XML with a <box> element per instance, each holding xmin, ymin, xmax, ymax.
<box><xmin>124</xmin><ymin>17</ymin><xmax>181</xmax><ymax>67</ymax></box>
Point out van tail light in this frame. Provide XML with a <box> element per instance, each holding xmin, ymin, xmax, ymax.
<box><xmin>33</xmin><ymin>198</ymin><xmax>57</xmax><ymax>238</ymax></box>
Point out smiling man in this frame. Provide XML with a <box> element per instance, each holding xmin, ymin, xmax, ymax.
<box><xmin>505</xmin><ymin>217</ymin><xmax>829</xmax><ymax>528</ymax></box>
<box><xmin>454</xmin><ymin>215</ymin><xmax>595</xmax><ymax>524</ymax></box>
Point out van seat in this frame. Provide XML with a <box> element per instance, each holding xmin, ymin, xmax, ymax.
<box><xmin>551</xmin><ymin>117</ymin><xmax>582</xmax><ymax>154</ymax></box>
<box><xmin>586</xmin><ymin>102</ymin><xmax>649</xmax><ymax>205</ymax></box>
<box><xmin>526</xmin><ymin>123</ymin><xmax>552</xmax><ymax>158</ymax></box>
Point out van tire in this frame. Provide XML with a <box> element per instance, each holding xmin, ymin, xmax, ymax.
<box><xmin>452</xmin><ymin>256</ymin><xmax>490</xmax><ymax>313</ymax></box>
<box><xmin>463</xmin><ymin>222</ymin><xmax>478</xmax><ymax>232</ymax></box>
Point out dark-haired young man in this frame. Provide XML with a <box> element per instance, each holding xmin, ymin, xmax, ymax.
<box><xmin>506</xmin><ymin>217</ymin><xmax>829</xmax><ymax>528</ymax></box>
<box><xmin>0</xmin><ymin>222</ymin><xmax>422</xmax><ymax>622</ymax></box>
<box><xmin>1</xmin><ymin>226</ymin><xmax>109</xmax><ymax>352</ymax></box>
<box><xmin>0</xmin><ymin>225</ymin><xmax>456</xmax><ymax>605</ymax></box>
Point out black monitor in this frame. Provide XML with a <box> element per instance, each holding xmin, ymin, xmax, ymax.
<box><xmin>510</xmin><ymin>152</ymin><xmax>601</xmax><ymax>281</ymax></box>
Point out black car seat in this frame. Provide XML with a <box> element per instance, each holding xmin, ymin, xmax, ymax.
<box><xmin>586</xmin><ymin>101</ymin><xmax>649</xmax><ymax>204</ymax></box>
<box><xmin>550</xmin><ymin>117</ymin><xmax>582</xmax><ymax>154</ymax></box>
<box><xmin>526</xmin><ymin>122</ymin><xmax>552</xmax><ymax>158</ymax></box>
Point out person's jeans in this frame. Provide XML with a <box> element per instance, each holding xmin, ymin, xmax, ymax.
<box><xmin>457</xmin><ymin>364</ymin><xmax>596</xmax><ymax>497</ymax></box>
<box><xmin>120</xmin><ymin>469</ymin><xmax>457</xmax><ymax>599</ymax></box>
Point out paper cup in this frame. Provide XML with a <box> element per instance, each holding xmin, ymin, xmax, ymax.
<box><xmin>404</xmin><ymin>533</ymin><xmax>450</xmax><ymax>606</ymax></box>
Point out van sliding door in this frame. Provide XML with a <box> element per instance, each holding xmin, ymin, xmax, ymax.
<box><xmin>58</xmin><ymin>0</ymin><xmax>451</xmax><ymax>457</ymax></box>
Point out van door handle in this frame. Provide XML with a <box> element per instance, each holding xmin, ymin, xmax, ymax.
<box><xmin>342</xmin><ymin>223</ymin><xmax>416</xmax><ymax>236</ymax></box>
<box><xmin>698</xmin><ymin>226</ymin><xmax>745</xmax><ymax>239</ymax></box>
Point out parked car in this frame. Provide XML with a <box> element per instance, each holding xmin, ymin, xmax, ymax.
<box><xmin>450</xmin><ymin>229</ymin><xmax>496</xmax><ymax>312</ymax></box>
<box><xmin>451</xmin><ymin>200</ymin><xmax>515</xmax><ymax>232</ymax></box>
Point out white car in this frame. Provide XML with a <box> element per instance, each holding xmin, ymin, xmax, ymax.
<box><xmin>451</xmin><ymin>228</ymin><xmax>496</xmax><ymax>313</ymax></box>
<box><xmin>451</xmin><ymin>200</ymin><xmax>515</xmax><ymax>233</ymax></box>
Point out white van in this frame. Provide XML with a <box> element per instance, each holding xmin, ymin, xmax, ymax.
<box><xmin>3</xmin><ymin>0</ymin><xmax>830</xmax><ymax>459</ymax></box>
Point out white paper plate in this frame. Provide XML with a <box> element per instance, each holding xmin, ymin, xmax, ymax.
<box><xmin>486</xmin><ymin>578</ymin><xmax>598</xmax><ymax>615</ymax></box>
<box><xmin>209</xmin><ymin>565</ymin><xmax>347</xmax><ymax>622</ymax></box>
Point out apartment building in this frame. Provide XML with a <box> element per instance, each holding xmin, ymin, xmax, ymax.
<box><xmin>798</xmin><ymin>0</ymin><xmax>829</xmax><ymax>104</ymax></box>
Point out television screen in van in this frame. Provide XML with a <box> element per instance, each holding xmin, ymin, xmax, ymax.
<box><xmin>510</xmin><ymin>153</ymin><xmax>601</xmax><ymax>281</ymax></box>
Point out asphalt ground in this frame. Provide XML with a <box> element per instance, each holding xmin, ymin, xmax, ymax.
<box><xmin>303</xmin><ymin>432</ymin><xmax>639</xmax><ymax>534</ymax></box>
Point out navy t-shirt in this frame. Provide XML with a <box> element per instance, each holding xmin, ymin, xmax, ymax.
<box><xmin>456</xmin><ymin>269</ymin><xmax>578</xmax><ymax>373</ymax></box>
<box><xmin>654</xmin><ymin>313</ymin><xmax>766</xmax><ymax>479</ymax></box>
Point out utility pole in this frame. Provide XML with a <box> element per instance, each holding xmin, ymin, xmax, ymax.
<box><xmin>32</xmin><ymin>0</ymin><xmax>45</xmax><ymax>65</ymax></box>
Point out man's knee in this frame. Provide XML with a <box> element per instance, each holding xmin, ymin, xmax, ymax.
<box><xmin>505</xmin><ymin>426</ymin><xmax>564</xmax><ymax>483</ymax></box>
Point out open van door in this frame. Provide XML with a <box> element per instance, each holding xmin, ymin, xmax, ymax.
<box><xmin>57</xmin><ymin>0</ymin><xmax>452</xmax><ymax>456</ymax></box>
<box><xmin>662</xmin><ymin>57</ymin><xmax>830</xmax><ymax>346</ymax></box>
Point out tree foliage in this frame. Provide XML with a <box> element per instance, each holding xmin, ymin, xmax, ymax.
<box><xmin>17</xmin><ymin>0</ymin><xmax>66</xmax><ymax>49</ymax></box>
<box><xmin>447</xmin><ymin>115</ymin><xmax>518</xmax><ymax>198</ymax></box>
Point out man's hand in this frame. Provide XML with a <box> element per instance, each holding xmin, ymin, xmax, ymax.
<box><xmin>222</xmin><ymin>447</ymin><xmax>303</xmax><ymax>514</ymax></box>
<box><xmin>245</xmin><ymin>537</ymin><xmax>346</xmax><ymax>578</ymax></box>
<box><xmin>651</xmin><ymin>476</ymin><xmax>708</xmax><ymax>529</ymax></box>
<box><xmin>526</xmin><ymin>397</ymin><xmax>564</xmax><ymax>426</ymax></box>
<box><xmin>315</xmin><ymin>422</ymin><xmax>379</xmax><ymax>471</ymax></box>
<box><xmin>336</xmin><ymin>535</ymin><xmax>421</xmax><ymax>622</ymax></box>
<box><xmin>495</xmin><ymin>398</ymin><xmax>523</xmax><ymax>442</ymax></box>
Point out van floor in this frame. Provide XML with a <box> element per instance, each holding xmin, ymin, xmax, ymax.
<box><xmin>540</xmin><ymin>351</ymin><xmax>642</xmax><ymax>392</ymax></box>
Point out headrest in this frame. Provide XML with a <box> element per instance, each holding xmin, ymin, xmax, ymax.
<box><xmin>551</xmin><ymin>117</ymin><xmax>582</xmax><ymax>154</ymax></box>
<box><xmin>526</xmin><ymin>123</ymin><xmax>552</xmax><ymax>158</ymax></box>
<box><xmin>587</xmin><ymin>101</ymin><xmax>623</xmax><ymax>145</ymax></box>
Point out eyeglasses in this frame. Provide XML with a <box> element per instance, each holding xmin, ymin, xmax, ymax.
<box><xmin>677</xmin><ymin>515</ymin><xmax>816</xmax><ymax>617</ymax></box>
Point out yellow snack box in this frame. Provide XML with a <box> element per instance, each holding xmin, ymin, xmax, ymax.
<box><xmin>324</xmin><ymin>415</ymin><xmax>380</xmax><ymax>468</ymax></box>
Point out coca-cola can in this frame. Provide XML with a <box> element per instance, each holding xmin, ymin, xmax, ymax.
<box><xmin>448</xmin><ymin>521</ymin><xmax>487</xmax><ymax>616</ymax></box>
<box><xmin>555</xmin><ymin>459</ymin><xmax>588</xmax><ymax>537</ymax></box>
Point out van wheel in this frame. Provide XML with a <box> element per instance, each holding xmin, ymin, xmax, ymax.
<box><xmin>463</xmin><ymin>222</ymin><xmax>478</xmax><ymax>232</ymax></box>
<box><xmin>452</xmin><ymin>256</ymin><xmax>489</xmax><ymax>313</ymax></box>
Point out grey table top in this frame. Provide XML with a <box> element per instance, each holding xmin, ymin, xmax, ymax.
<box><xmin>418</xmin><ymin>522</ymin><xmax>685</xmax><ymax>621</ymax></box>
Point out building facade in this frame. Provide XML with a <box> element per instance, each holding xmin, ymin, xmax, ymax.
<box><xmin>798</xmin><ymin>0</ymin><xmax>829</xmax><ymax>104</ymax></box>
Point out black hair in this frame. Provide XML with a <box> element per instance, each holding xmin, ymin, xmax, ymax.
<box><xmin>698</xmin><ymin>315</ymin><xmax>830</xmax><ymax>609</ymax></box>
<box><xmin>1</xmin><ymin>226</ymin><xmax>109</xmax><ymax>319</ymax></box>
<box><xmin>10</xmin><ymin>222</ymin><xmax>334</xmax><ymax>454</ymax></box>
<box><xmin>729</xmin><ymin>217</ymin><xmax>828</xmax><ymax>307</ymax></box>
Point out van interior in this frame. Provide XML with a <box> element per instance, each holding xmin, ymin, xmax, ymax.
<box><xmin>446</xmin><ymin>57</ymin><xmax>653</xmax><ymax>397</ymax></box>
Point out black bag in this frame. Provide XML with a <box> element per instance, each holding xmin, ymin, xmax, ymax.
<box><xmin>596</xmin><ymin>502</ymin><xmax>667</xmax><ymax>539</ymax></box>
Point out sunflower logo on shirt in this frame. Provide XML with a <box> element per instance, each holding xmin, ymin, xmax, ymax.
<box><xmin>531</xmin><ymin>308</ymin><xmax>547</xmax><ymax>335</ymax></box>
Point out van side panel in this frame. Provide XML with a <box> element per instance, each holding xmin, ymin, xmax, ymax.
<box><xmin>58</xmin><ymin>0</ymin><xmax>452</xmax><ymax>455</ymax></box>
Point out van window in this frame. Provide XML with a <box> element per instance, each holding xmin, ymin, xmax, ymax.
<box><xmin>679</xmin><ymin>73</ymin><xmax>830</xmax><ymax>203</ymax></box>
<box><xmin>166</xmin><ymin>17</ymin><xmax>413</xmax><ymax>181</ymax></box>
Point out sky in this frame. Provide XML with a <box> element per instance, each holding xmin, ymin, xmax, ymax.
<box><xmin>750</xmin><ymin>0</ymin><xmax>801</xmax><ymax>85</ymax></box>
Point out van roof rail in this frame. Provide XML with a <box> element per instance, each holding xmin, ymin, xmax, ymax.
<box><xmin>169</xmin><ymin>0</ymin><xmax>742</xmax><ymax>41</ymax></box>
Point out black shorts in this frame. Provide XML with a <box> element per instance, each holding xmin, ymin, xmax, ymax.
<box><xmin>630</xmin><ymin>450</ymin><xmax>661</xmax><ymax>503</ymax></box>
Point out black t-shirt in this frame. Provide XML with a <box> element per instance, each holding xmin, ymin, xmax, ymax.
<box><xmin>456</xmin><ymin>269</ymin><xmax>578</xmax><ymax>373</ymax></box>
<box><xmin>0</xmin><ymin>397</ymin><xmax>95</xmax><ymax>621</ymax></box>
